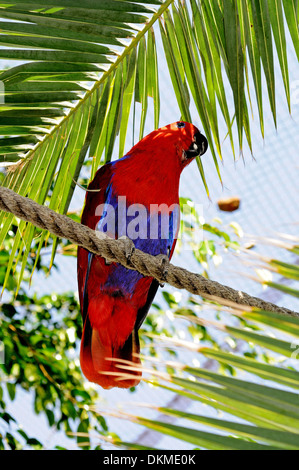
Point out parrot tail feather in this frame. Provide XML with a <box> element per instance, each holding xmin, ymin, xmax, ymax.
<box><xmin>80</xmin><ymin>317</ymin><xmax>142</xmax><ymax>389</ymax></box>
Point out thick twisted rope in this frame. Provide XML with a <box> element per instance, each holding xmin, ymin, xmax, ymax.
<box><xmin>0</xmin><ymin>185</ymin><xmax>297</xmax><ymax>318</ymax></box>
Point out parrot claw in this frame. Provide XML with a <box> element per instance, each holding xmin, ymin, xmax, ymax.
<box><xmin>156</xmin><ymin>254</ymin><xmax>170</xmax><ymax>287</ymax></box>
<box><xmin>119</xmin><ymin>235</ymin><xmax>135</xmax><ymax>264</ymax></box>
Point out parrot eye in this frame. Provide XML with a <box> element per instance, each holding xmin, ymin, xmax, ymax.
<box><xmin>177</xmin><ymin>122</ymin><xmax>185</xmax><ymax>128</ymax></box>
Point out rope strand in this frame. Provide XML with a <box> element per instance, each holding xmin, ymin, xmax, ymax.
<box><xmin>0</xmin><ymin>185</ymin><xmax>297</xmax><ymax>318</ymax></box>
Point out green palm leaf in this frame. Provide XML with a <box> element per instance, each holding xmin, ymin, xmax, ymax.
<box><xmin>110</xmin><ymin>235</ymin><xmax>299</xmax><ymax>450</ymax></box>
<box><xmin>114</xmin><ymin>304</ymin><xmax>299</xmax><ymax>450</ymax></box>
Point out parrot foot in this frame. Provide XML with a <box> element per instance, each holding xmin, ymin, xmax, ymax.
<box><xmin>119</xmin><ymin>235</ymin><xmax>135</xmax><ymax>264</ymax></box>
<box><xmin>156</xmin><ymin>254</ymin><xmax>170</xmax><ymax>287</ymax></box>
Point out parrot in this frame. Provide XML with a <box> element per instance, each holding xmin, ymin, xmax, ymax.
<box><xmin>77</xmin><ymin>121</ymin><xmax>208</xmax><ymax>389</ymax></box>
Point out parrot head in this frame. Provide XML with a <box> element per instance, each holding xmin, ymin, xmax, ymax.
<box><xmin>167</xmin><ymin>121</ymin><xmax>208</xmax><ymax>167</ymax></box>
<box><xmin>109</xmin><ymin>121</ymin><xmax>208</xmax><ymax>206</ymax></box>
<box><xmin>132</xmin><ymin>120</ymin><xmax>208</xmax><ymax>171</ymax></box>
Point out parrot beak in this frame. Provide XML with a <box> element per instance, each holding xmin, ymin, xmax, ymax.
<box><xmin>185</xmin><ymin>131</ymin><xmax>208</xmax><ymax>159</ymax></box>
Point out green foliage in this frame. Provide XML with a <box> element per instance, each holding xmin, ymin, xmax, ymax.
<box><xmin>112</xmin><ymin>235</ymin><xmax>299</xmax><ymax>450</ymax></box>
<box><xmin>0</xmin><ymin>230</ymin><xmax>108</xmax><ymax>449</ymax></box>
<box><xmin>0</xmin><ymin>287</ymin><xmax>108</xmax><ymax>449</ymax></box>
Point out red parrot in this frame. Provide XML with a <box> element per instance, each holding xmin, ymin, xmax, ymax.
<box><xmin>77</xmin><ymin>121</ymin><xmax>208</xmax><ymax>389</ymax></box>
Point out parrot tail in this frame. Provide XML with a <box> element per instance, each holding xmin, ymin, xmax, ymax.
<box><xmin>80</xmin><ymin>316</ymin><xmax>142</xmax><ymax>389</ymax></box>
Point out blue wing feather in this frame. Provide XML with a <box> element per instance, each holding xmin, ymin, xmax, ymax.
<box><xmin>94</xmin><ymin>183</ymin><xmax>179</xmax><ymax>298</ymax></box>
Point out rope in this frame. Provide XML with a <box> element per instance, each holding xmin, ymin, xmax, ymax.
<box><xmin>0</xmin><ymin>185</ymin><xmax>298</xmax><ymax>318</ymax></box>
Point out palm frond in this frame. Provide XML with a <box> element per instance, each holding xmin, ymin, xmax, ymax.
<box><xmin>110</xmin><ymin>236</ymin><xmax>299</xmax><ymax>450</ymax></box>
<box><xmin>0</xmin><ymin>0</ymin><xmax>170</xmax><ymax>291</ymax></box>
